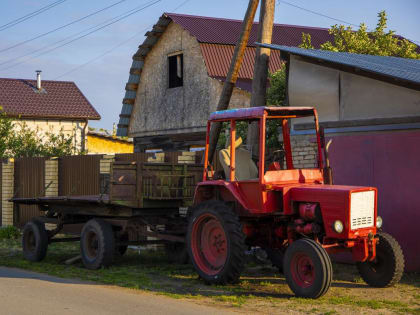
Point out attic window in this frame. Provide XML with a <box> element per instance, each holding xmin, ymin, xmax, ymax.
<box><xmin>168</xmin><ymin>53</ymin><xmax>183</xmax><ymax>88</ymax></box>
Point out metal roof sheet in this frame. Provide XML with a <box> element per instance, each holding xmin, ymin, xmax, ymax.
<box><xmin>0</xmin><ymin>78</ymin><xmax>100</xmax><ymax>120</ymax></box>
<box><xmin>258</xmin><ymin>44</ymin><xmax>420</xmax><ymax>89</ymax></box>
<box><xmin>209</xmin><ymin>106</ymin><xmax>315</xmax><ymax>120</ymax></box>
<box><xmin>200</xmin><ymin>43</ymin><xmax>282</xmax><ymax>81</ymax></box>
<box><xmin>166</xmin><ymin>13</ymin><xmax>334</xmax><ymax>48</ymax></box>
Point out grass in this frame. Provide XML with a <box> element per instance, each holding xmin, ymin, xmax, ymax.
<box><xmin>0</xmin><ymin>238</ymin><xmax>419</xmax><ymax>314</ymax></box>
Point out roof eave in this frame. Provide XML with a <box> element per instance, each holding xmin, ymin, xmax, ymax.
<box><xmin>258</xmin><ymin>43</ymin><xmax>420</xmax><ymax>92</ymax></box>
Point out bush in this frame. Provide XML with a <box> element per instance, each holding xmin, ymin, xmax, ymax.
<box><xmin>0</xmin><ymin>226</ymin><xmax>20</xmax><ymax>240</ymax></box>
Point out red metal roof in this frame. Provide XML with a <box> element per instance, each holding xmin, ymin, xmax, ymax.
<box><xmin>166</xmin><ymin>13</ymin><xmax>334</xmax><ymax>48</ymax></box>
<box><xmin>209</xmin><ymin>106</ymin><xmax>315</xmax><ymax>121</ymax></box>
<box><xmin>200</xmin><ymin>43</ymin><xmax>282</xmax><ymax>80</ymax></box>
<box><xmin>0</xmin><ymin>78</ymin><xmax>100</xmax><ymax>120</ymax></box>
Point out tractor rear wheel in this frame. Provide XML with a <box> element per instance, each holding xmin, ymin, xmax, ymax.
<box><xmin>357</xmin><ymin>232</ymin><xmax>404</xmax><ymax>287</ymax></box>
<box><xmin>284</xmin><ymin>238</ymin><xmax>332</xmax><ymax>298</ymax></box>
<box><xmin>22</xmin><ymin>220</ymin><xmax>48</xmax><ymax>262</ymax></box>
<box><xmin>80</xmin><ymin>219</ymin><xmax>115</xmax><ymax>269</ymax></box>
<box><xmin>187</xmin><ymin>201</ymin><xmax>246</xmax><ymax>285</ymax></box>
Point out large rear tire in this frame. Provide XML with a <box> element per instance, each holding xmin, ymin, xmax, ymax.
<box><xmin>187</xmin><ymin>201</ymin><xmax>246</xmax><ymax>285</ymax></box>
<box><xmin>357</xmin><ymin>232</ymin><xmax>404</xmax><ymax>287</ymax></box>
<box><xmin>22</xmin><ymin>220</ymin><xmax>48</xmax><ymax>262</ymax></box>
<box><xmin>80</xmin><ymin>219</ymin><xmax>115</xmax><ymax>270</ymax></box>
<box><xmin>284</xmin><ymin>238</ymin><xmax>332</xmax><ymax>298</ymax></box>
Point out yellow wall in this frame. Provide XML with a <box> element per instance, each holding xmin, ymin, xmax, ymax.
<box><xmin>87</xmin><ymin>134</ymin><xmax>133</xmax><ymax>154</ymax></box>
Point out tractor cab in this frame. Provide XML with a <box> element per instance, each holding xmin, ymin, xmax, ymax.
<box><xmin>200</xmin><ymin>106</ymin><xmax>325</xmax><ymax>214</ymax></box>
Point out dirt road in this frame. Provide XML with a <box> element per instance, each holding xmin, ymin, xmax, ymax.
<box><xmin>0</xmin><ymin>267</ymin><xmax>233</xmax><ymax>315</ymax></box>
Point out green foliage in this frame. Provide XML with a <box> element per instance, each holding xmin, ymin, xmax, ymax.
<box><xmin>267</xmin><ymin>67</ymin><xmax>287</xmax><ymax>106</ymax></box>
<box><xmin>0</xmin><ymin>226</ymin><xmax>20</xmax><ymax>240</ymax></box>
<box><xmin>0</xmin><ymin>108</ymin><xmax>79</xmax><ymax>158</ymax></box>
<box><xmin>299</xmin><ymin>11</ymin><xmax>420</xmax><ymax>59</ymax></box>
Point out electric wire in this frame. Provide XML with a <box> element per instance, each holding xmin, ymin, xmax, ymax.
<box><xmin>0</xmin><ymin>0</ymin><xmax>158</xmax><ymax>68</ymax></box>
<box><xmin>54</xmin><ymin>0</ymin><xmax>192</xmax><ymax>80</ymax></box>
<box><xmin>0</xmin><ymin>0</ymin><xmax>68</xmax><ymax>31</ymax></box>
<box><xmin>0</xmin><ymin>0</ymin><xmax>131</xmax><ymax>54</ymax></box>
<box><xmin>0</xmin><ymin>0</ymin><xmax>162</xmax><ymax>71</ymax></box>
<box><xmin>277</xmin><ymin>0</ymin><xmax>420</xmax><ymax>45</ymax></box>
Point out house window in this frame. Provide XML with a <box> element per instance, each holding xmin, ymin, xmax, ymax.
<box><xmin>168</xmin><ymin>53</ymin><xmax>183</xmax><ymax>88</ymax></box>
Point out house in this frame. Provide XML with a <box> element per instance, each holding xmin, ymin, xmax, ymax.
<box><xmin>0</xmin><ymin>72</ymin><xmax>100</xmax><ymax>152</ymax></box>
<box><xmin>117</xmin><ymin>13</ymin><xmax>339</xmax><ymax>151</ymax></box>
<box><xmin>87</xmin><ymin>130</ymin><xmax>133</xmax><ymax>154</ymax></box>
<box><xmin>261</xmin><ymin>43</ymin><xmax>420</xmax><ymax>271</ymax></box>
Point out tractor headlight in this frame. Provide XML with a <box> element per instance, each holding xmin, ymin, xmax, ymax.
<box><xmin>376</xmin><ymin>216</ymin><xmax>383</xmax><ymax>228</ymax></box>
<box><xmin>333</xmin><ymin>220</ymin><xmax>344</xmax><ymax>233</ymax></box>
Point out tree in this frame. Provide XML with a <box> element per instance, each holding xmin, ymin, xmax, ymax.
<box><xmin>300</xmin><ymin>11</ymin><xmax>420</xmax><ymax>59</ymax></box>
<box><xmin>0</xmin><ymin>108</ymin><xmax>79</xmax><ymax>158</ymax></box>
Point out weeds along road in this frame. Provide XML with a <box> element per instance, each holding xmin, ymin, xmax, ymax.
<box><xmin>0</xmin><ymin>267</ymin><xmax>232</xmax><ymax>315</ymax></box>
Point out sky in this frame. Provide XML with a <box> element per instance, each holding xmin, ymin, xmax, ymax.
<box><xmin>1</xmin><ymin>0</ymin><xmax>419</xmax><ymax>130</ymax></box>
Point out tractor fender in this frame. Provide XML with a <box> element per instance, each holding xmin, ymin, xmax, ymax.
<box><xmin>193</xmin><ymin>180</ymin><xmax>250</xmax><ymax>211</ymax></box>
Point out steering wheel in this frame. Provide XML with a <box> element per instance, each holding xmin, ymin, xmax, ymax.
<box><xmin>268</xmin><ymin>149</ymin><xmax>285</xmax><ymax>171</ymax></box>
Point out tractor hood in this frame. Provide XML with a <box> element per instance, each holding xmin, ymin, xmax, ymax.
<box><xmin>283</xmin><ymin>184</ymin><xmax>377</xmax><ymax>239</ymax></box>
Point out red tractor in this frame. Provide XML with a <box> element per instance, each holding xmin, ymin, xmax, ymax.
<box><xmin>187</xmin><ymin>106</ymin><xmax>404</xmax><ymax>298</ymax></box>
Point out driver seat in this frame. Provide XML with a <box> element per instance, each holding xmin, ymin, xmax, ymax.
<box><xmin>219</xmin><ymin>137</ymin><xmax>259</xmax><ymax>181</ymax></box>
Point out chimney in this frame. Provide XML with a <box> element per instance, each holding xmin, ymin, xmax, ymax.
<box><xmin>36</xmin><ymin>70</ymin><xmax>42</xmax><ymax>90</ymax></box>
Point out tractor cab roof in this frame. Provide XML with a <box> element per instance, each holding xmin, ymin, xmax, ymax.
<box><xmin>209</xmin><ymin>106</ymin><xmax>316</xmax><ymax>121</ymax></box>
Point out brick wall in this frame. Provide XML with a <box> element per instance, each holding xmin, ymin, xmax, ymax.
<box><xmin>290</xmin><ymin>134</ymin><xmax>318</xmax><ymax>169</ymax></box>
<box><xmin>45</xmin><ymin>159</ymin><xmax>58</xmax><ymax>197</ymax></box>
<box><xmin>1</xmin><ymin>160</ymin><xmax>14</xmax><ymax>226</ymax></box>
<box><xmin>178</xmin><ymin>151</ymin><xmax>196</xmax><ymax>164</ymax></box>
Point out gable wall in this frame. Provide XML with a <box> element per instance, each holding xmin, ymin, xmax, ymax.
<box><xmin>128</xmin><ymin>22</ymin><xmax>250</xmax><ymax>140</ymax></box>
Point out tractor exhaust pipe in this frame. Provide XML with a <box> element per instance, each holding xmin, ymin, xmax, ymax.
<box><xmin>320</xmin><ymin>126</ymin><xmax>333</xmax><ymax>185</ymax></box>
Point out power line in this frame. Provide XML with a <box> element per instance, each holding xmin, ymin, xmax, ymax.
<box><xmin>0</xmin><ymin>0</ymin><xmax>130</xmax><ymax>54</ymax></box>
<box><xmin>54</xmin><ymin>0</ymin><xmax>192</xmax><ymax>80</ymax></box>
<box><xmin>0</xmin><ymin>0</ymin><xmax>157</xmax><ymax>68</ymax></box>
<box><xmin>0</xmin><ymin>0</ymin><xmax>68</xmax><ymax>32</ymax></box>
<box><xmin>277</xmin><ymin>0</ymin><xmax>359</xmax><ymax>28</ymax></box>
<box><xmin>277</xmin><ymin>0</ymin><xmax>420</xmax><ymax>45</ymax></box>
<box><xmin>0</xmin><ymin>0</ymin><xmax>162</xmax><ymax>71</ymax></box>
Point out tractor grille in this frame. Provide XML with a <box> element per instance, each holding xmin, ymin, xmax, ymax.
<box><xmin>350</xmin><ymin>191</ymin><xmax>375</xmax><ymax>230</ymax></box>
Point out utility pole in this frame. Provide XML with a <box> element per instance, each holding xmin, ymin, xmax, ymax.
<box><xmin>207</xmin><ymin>0</ymin><xmax>260</xmax><ymax>164</ymax></box>
<box><xmin>248</xmin><ymin>0</ymin><xmax>275</xmax><ymax>157</ymax></box>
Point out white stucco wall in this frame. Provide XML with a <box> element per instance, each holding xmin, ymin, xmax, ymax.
<box><xmin>13</xmin><ymin>119</ymin><xmax>87</xmax><ymax>151</ymax></box>
<box><xmin>289</xmin><ymin>56</ymin><xmax>340</xmax><ymax>123</ymax></box>
<box><xmin>340</xmin><ymin>72</ymin><xmax>420</xmax><ymax>120</ymax></box>
<box><xmin>288</xmin><ymin>56</ymin><xmax>420</xmax><ymax>123</ymax></box>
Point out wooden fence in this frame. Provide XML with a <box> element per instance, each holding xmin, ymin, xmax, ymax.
<box><xmin>0</xmin><ymin>151</ymin><xmax>204</xmax><ymax>227</ymax></box>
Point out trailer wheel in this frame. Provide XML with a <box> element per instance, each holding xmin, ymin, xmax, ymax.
<box><xmin>22</xmin><ymin>220</ymin><xmax>48</xmax><ymax>262</ymax></box>
<box><xmin>357</xmin><ymin>232</ymin><xmax>404</xmax><ymax>287</ymax></box>
<box><xmin>165</xmin><ymin>242</ymin><xmax>189</xmax><ymax>264</ymax></box>
<box><xmin>80</xmin><ymin>219</ymin><xmax>115</xmax><ymax>269</ymax></box>
<box><xmin>187</xmin><ymin>201</ymin><xmax>246</xmax><ymax>285</ymax></box>
<box><xmin>284</xmin><ymin>239</ymin><xmax>332</xmax><ymax>298</ymax></box>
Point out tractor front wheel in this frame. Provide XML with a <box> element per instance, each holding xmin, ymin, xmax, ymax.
<box><xmin>357</xmin><ymin>232</ymin><xmax>404</xmax><ymax>287</ymax></box>
<box><xmin>187</xmin><ymin>201</ymin><xmax>246</xmax><ymax>285</ymax></box>
<box><xmin>284</xmin><ymin>239</ymin><xmax>332</xmax><ymax>298</ymax></box>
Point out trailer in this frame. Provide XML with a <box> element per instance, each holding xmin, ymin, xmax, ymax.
<box><xmin>13</xmin><ymin>106</ymin><xmax>405</xmax><ymax>299</ymax></box>
<box><xmin>14</xmin><ymin>161</ymin><xmax>203</xmax><ymax>267</ymax></box>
